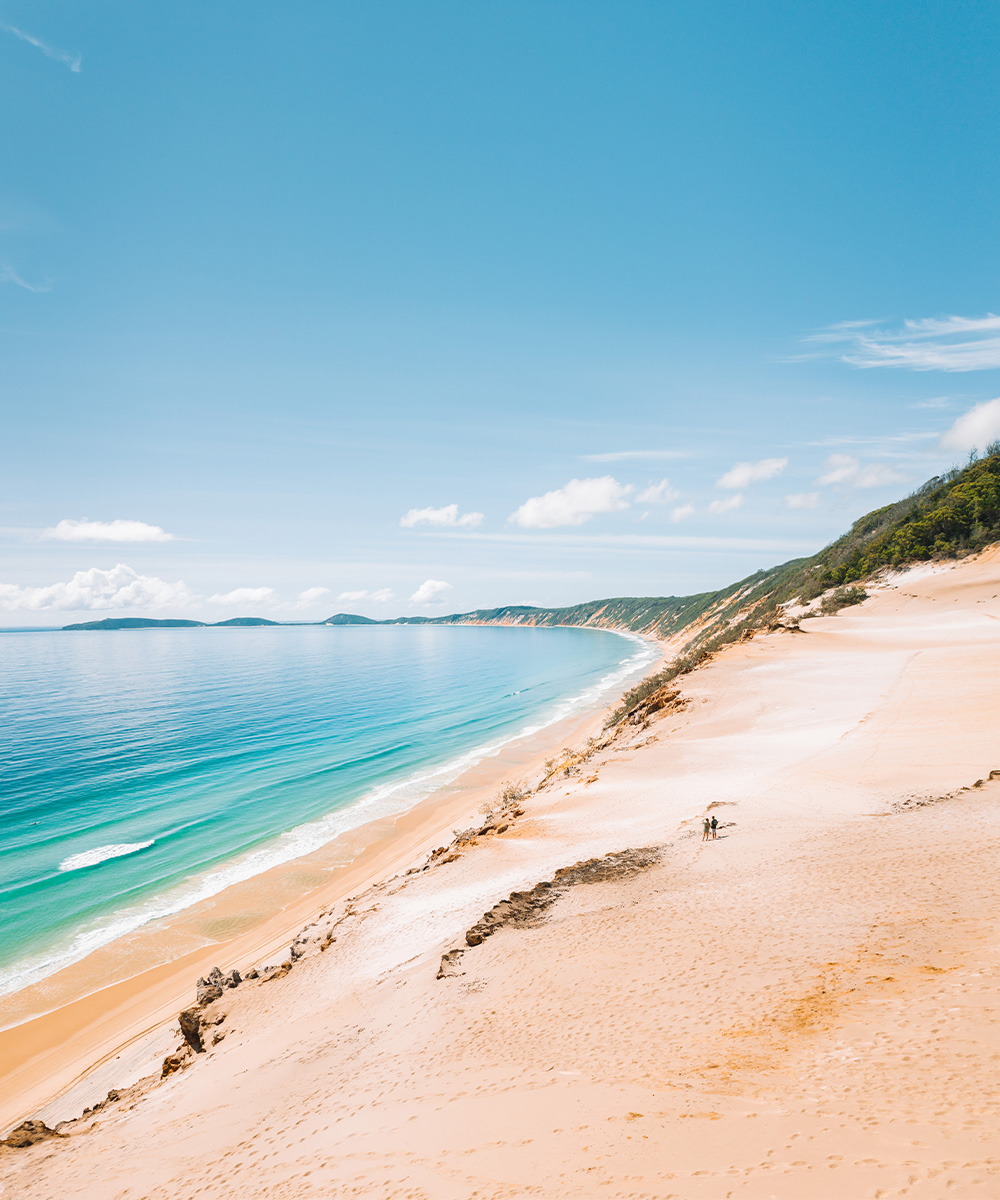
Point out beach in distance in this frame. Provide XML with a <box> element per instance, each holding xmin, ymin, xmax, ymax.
<box><xmin>5</xmin><ymin>547</ymin><xmax>1000</xmax><ymax>1198</ymax></box>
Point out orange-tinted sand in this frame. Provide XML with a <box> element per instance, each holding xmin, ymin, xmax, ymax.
<box><xmin>4</xmin><ymin>551</ymin><xmax>1000</xmax><ymax>1198</ymax></box>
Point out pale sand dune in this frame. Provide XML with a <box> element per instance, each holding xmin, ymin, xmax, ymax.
<box><xmin>5</xmin><ymin>550</ymin><xmax>1000</xmax><ymax>1198</ymax></box>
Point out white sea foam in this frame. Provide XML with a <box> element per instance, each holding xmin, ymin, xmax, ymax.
<box><xmin>58</xmin><ymin>841</ymin><xmax>155</xmax><ymax>872</ymax></box>
<box><xmin>0</xmin><ymin>631</ymin><xmax>657</xmax><ymax>1005</ymax></box>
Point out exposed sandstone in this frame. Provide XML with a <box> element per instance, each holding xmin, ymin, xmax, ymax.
<box><xmin>0</xmin><ymin>1120</ymin><xmax>62</xmax><ymax>1150</ymax></box>
<box><xmin>178</xmin><ymin>1007</ymin><xmax>205</xmax><ymax>1053</ymax></box>
<box><xmin>445</xmin><ymin>846</ymin><xmax>662</xmax><ymax>966</ymax></box>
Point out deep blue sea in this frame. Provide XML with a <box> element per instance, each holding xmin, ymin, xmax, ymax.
<box><xmin>0</xmin><ymin>624</ymin><xmax>653</xmax><ymax>998</ymax></box>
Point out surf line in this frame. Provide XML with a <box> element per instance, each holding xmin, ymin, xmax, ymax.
<box><xmin>59</xmin><ymin>841</ymin><xmax>156</xmax><ymax>872</ymax></box>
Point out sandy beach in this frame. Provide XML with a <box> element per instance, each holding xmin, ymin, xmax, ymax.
<box><xmin>0</xmin><ymin>657</ymin><xmax>660</xmax><ymax>1136</ymax></box>
<box><xmin>4</xmin><ymin>549</ymin><xmax>1000</xmax><ymax>1198</ymax></box>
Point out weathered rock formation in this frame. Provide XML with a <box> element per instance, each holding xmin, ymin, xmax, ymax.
<box><xmin>441</xmin><ymin>845</ymin><xmax>662</xmax><ymax>971</ymax></box>
<box><xmin>0</xmin><ymin>1120</ymin><xmax>62</xmax><ymax>1150</ymax></box>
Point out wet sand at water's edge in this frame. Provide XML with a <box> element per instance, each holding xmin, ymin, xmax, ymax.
<box><xmin>5</xmin><ymin>550</ymin><xmax>1000</xmax><ymax>1198</ymax></box>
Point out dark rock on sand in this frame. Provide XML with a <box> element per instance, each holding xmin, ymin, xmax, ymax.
<box><xmin>436</xmin><ymin>949</ymin><xmax>466</xmax><ymax>978</ymax></box>
<box><xmin>178</xmin><ymin>1007</ymin><xmax>205</xmax><ymax>1052</ymax></box>
<box><xmin>1</xmin><ymin>1120</ymin><xmax>62</xmax><ymax>1149</ymax></box>
<box><xmin>161</xmin><ymin>1049</ymin><xmax>191</xmax><ymax>1077</ymax></box>
<box><xmin>452</xmin><ymin>846</ymin><xmax>662</xmax><ymax>961</ymax></box>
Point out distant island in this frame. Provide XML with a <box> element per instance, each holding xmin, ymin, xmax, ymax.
<box><xmin>63</xmin><ymin>617</ymin><xmax>280</xmax><ymax>631</ymax></box>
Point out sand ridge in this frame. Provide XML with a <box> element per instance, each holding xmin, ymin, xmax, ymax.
<box><xmin>4</xmin><ymin>550</ymin><xmax>1000</xmax><ymax>1197</ymax></box>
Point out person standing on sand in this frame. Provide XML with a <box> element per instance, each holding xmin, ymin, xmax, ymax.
<box><xmin>710</xmin><ymin>815</ymin><xmax>718</xmax><ymax>839</ymax></box>
<box><xmin>702</xmin><ymin>816</ymin><xmax>711</xmax><ymax>841</ymax></box>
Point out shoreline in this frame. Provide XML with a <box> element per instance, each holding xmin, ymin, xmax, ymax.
<box><xmin>2</xmin><ymin>624</ymin><xmax>655</xmax><ymax>1013</ymax></box>
<box><xmin>5</xmin><ymin>552</ymin><xmax>1000</xmax><ymax>1195</ymax></box>
<box><xmin>0</xmin><ymin>636</ymin><xmax>662</xmax><ymax>1131</ymax></box>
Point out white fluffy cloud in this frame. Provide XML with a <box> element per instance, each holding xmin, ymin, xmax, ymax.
<box><xmin>338</xmin><ymin>588</ymin><xmax>394</xmax><ymax>603</ymax></box>
<box><xmin>636</xmin><ymin>478</ymin><xmax>679</xmax><ymax>504</ymax></box>
<box><xmin>509</xmin><ymin>476</ymin><xmax>632</xmax><ymax>529</ymax></box>
<box><xmin>817</xmin><ymin>454</ymin><xmax>907</xmax><ymax>488</ymax></box>
<box><xmin>670</xmin><ymin>504</ymin><xmax>696</xmax><ymax>523</ymax></box>
<box><xmin>708</xmin><ymin>494</ymin><xmax>744</xmax><ymax>515</ymax></box>
<box><xmin>716</xmin><ymin>458</ymin><xmax>788</xmax><ymax>489</ymax></box>
<box><xmin>207</xmin><ymin>587</ymin><xmax>277</xmax><ymax>608</ymax></box>
<box><xmin>785</xmin><ymin>492</ymin><xmax>821</xmax><ymax>510</ymax></box>
<box><xmin>400</xmin><ymin>504</ymin><xmax>483</xmax><ymax>529</ymax></box>
<box><xmin>410</xmin><ymin>579</ymin><xmax>451</xmax><ymax>605</ymax></box>
<box><xmin>940</xmin><ymin>397</ymin><xmax>1000</xmax><ymax>453</ymax></box>
<box><xmin>0</xmin><ymin>563</ymin><xmax>195</xmax><ymax>612</ymax></box>
<box><xmin>42</xmin><ymin>518</ymin><xmax>175</xmax><ymax>543</ymax></box>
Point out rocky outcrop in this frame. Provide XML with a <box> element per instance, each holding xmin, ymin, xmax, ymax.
<box><xmin>161</xmin><ymin>1049</ymin><xmax>192</xmax><ymax>1077</ymax></box>
<box><xmin>443</xmin><ymin>846</ymin><xmax>663</xmax><ymax>969</ymax></box>
<box><xmin>178</xmin><ymin>1006</ymin><xmax>206</xmax><ymax>1053</ymax></box>
<box><xmin>436</xmin><ymin>949</ymin><xmax>466</xmax><ymax>979</ymax></box>
<box><xmin>196</xmin><ymin>965</ymin><xmax>240</xmax><ymax>991</ymax></box>
<box><xmin>0</xmin><ymin>1120</ymin><xmax>62</xmax><ymax>1150</ymax></box>
<box><xmin>177</xmin><ymin>964</ymin><xmax>245</xmax><ymax>1051</ymax></box>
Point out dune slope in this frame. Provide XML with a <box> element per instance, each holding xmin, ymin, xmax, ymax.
<box><xmin>5</xmin><ymin>550</ymin><xmax>1000</xmax><ymax>1199</ymax></box>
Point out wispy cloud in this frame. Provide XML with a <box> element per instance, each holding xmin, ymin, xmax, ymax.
<box><xmin>635</xmin><ymin>478</ymin><xmax>678</xmax><ymax>504</ymax></box>
<box><xmin>670</xmin><ymin>504</ymin><xmax>695</xmax><ymax>523</ymax></box>
<box><xmin>817</xmin><ymin>454</ymin><xmax>908</xmax><ymax>488</ymax></box>
<box><xmin>377</xmin><ymin>529</ymin><xmax>816</xmax><ymax>554</ymax></box>
<box><xmin>42</xmin><ymin>518</ymin><xmax>175</xmax><ymax>543</ymax></box>
<box><xmin>1</xmin><ymin>264</ymin><xmax>51</xmax><ymax>293</ymax></box>
<box><xmin>580</xmin><ymin>450</ymin><xmax>690</xmax><ymax>462</ymax></box>
<box><xmin>400</xmin><ymin>504</ymin><xmax>483</xmax><ymax>529</ymax></box>
<box><xmin>0</xmin><ymin>564</ymin><xmax>194</xmax><ymax>612</ymax></box>
<box><xmin>337</xmin><ymin>587</ymin><xmax>394</xmax><ymax>603</ymax></box>
<box><xmin>785</xmin><ymin>492</ymin><xmax>820</xmax><ymax>510</ymax></box>
<box><xmin>295</xmin><ymin>586</ymin><xmax>331</xmax><ymax>610</ymax></box>
<box><xmin>806</xmin><ymin>314</ymin><xmax>1000</xmax><ymax>372</ymax></box>
<box><xmin>707</xmin><ymin>494</ymin><xmax>744</xmax><ymax>515</ymax></box>
<box><xmin>1</xmin><ymin>22</ymin><xmax>81</xmax><ymax>72</ymax></box>
<box><xmin>807</xmin><ymin>432</ymin><xmax>938</xmax><ymax>448</ymax></box>
<box><xmin>716</xmin><ymin>457</ymin><xmax>787</xmax><ymax>489</ymax></box>
<box><xmin>509</xmin><ymin>476</ymin><xmax>632</xmax><ymax>529</ymax></box>
<box><xmin>207</xmin><ymin>587</ymin><xmax>277</xmax><ymax>608</ymax></box>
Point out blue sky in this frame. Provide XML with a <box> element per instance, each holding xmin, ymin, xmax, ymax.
<box><xmin>4</xmin><ymin>1</ymin><xmax>1000</xmax><ymax>623</ymax></box>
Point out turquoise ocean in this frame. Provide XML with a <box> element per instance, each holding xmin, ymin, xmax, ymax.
<box><xmin>0</xmin><ymin>624</ymin><xmax>653</xmax><ymax>1002</ymax></box>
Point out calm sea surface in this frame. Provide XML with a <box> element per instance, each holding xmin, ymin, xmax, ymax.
<box><xmin>0</xmin><ymin>624</ymin><xmax>652</xmax><ymax>997</ymax></box>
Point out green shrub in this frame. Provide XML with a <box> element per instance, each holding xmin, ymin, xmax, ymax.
<box><xmin>820</xmin><ymin>586</ymin><xmax>868</xmax><ymax>615</ymax></box>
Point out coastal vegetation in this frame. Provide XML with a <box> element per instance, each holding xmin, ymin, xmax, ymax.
<box><xmin>600</xmin><ymin>450</ymin><xmax>1000</xmax><ymax>724</ymax></box>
